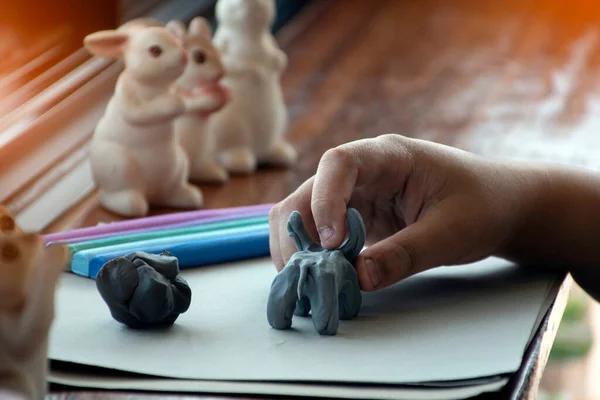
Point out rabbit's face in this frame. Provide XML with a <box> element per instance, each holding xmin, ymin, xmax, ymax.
<box><xmin>216</xmin><ymin>0</ymin><xmax>275</xmax><ymax>31</ymax></box>
<box><xmin>124</xmin><ymin>27</ymin><xmax>188</xmax><ymax>85</ymax></box>
<box><xmin>177</xmin><ymin>40</ymin><xmax>224</xmax><ymax>89</ymax></box>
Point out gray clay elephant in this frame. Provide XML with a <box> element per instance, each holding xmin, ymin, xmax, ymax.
<box><xmin>266</xmin><ymin>208</ymin><xmax>365</xmax><ymax>335</ymax></box>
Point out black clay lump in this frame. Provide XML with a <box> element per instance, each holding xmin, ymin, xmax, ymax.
<box><xmin>96</xmin><ymin>251</ymin><xmax>192</xmax><ymax>329</ymax></box>
<box><xmin>267</xmin><ymin>208</ymin><xmax>365</xmax><ymax>336</ymax></box>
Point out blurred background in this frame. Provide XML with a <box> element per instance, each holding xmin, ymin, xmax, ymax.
<box><xmin>2</xmin><ymin>0</ymin><xmax>600</xmax><ymax>398</ymax></box>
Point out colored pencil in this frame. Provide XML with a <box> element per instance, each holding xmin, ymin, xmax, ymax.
<box><xmin>70</xmin><ymin>223</ymin><xmax>269</xmax><ymax>277</ymax></box>
<box><xmin>44</xmin><ymin>203</ymin><xmax>274</xmax><ymax>243</ymax></box>
<box><xmin>50</xmin><ymin>209</ymin><xmax>271</xmax><ymax>245</ymax></box>
<box><xmin>83</xmin><ymin>226</ymin><xmax>271</xmax><ymax>278</ymax></box>
<box><xmin>68</xmin><ymin>216</ymin><xmax>268</xmax><ymax>253</ymax></box>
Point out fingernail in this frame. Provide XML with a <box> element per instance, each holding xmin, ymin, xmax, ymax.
<box><xmin>318</xmin><ymin>226</ymin><xmax>335</xmax><ymax>243</ymax></box>
<box><xmin>365</xmin><ymin>258</ymin><xmax>382</xmax><ymax>288</ymax></box>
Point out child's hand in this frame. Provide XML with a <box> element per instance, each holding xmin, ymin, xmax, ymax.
<box><xmin>269</xmin><ymin>134</ymin><xmax>544</xmax><ymax>291</ymax></box>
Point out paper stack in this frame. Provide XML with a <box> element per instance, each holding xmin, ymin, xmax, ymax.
<box><xmin>47</xmin><ymin>256</ymin><xmax>564</xmax><ymax>399</ymax></box>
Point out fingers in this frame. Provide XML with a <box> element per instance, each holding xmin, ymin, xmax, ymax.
<box><xmin>269</xmin><ymin>177</ymin><xmax>319</xmax><ymax>271</ymax></box>
<box><xmin>355</xmin><ymin>197</ymin><xmax>489</xmax><ymax>291</ymax></box>
<box><xmin>270</xmin><ymin>134</ymin><xmax>414</xmax><ymax>272</ymax></box>
<box><xmin>310</xmin><ymin>148</ymin><xmax>357</xmax><ymax>248</ymax></box>
<box><xmin>311</xmin><ymin>136</ymin><xmax>412</xmax><ymax>248</ymax></box>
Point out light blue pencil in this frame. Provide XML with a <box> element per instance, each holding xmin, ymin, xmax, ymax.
<box><xmin>70</xmin><ymin>223</ymin><xmax>269</xmax><ymax>277</ymax></box>
<box><xmin>87</xmin><ymin>226</ymin><xmax>271</xmax><ymax>279</ymax></box>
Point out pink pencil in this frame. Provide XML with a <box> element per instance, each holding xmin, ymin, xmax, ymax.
<box><xmin>46</xmin><ymin>209</ymin><xmax>272</xmax><ymax>245</ymax></box>
<box><xmin>43</xmin><ymin>204</ymin><xmax>274</xmax><ymax>243</ymax></box>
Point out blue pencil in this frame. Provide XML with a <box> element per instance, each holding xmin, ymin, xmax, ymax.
<box><xmin>70</xmin><ymin>223</ymin><xmax>269</xmax><ymax>277</ymax></box>
<box><xmin>76</xmin><ymin>225</ymin><xmax>271</xmax><ymax>278</ymax></box>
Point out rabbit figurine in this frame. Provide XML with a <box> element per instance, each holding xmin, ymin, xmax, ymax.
<box><xmin>170</xmin><ymin>17</ymin><xmax>231</xmax><ymax>184</ymax></box>
<box><xmin>0</xmin><ymin>207</ymin><xmax>70</xmax><ymax>400</ymax></box>
<box><xmin>84</xmin><ymin>19</ymin><xmax>203</xmax><ymax>217</ymax></box>
<box><xmin>208</xmin><ymin>0</ymin><xmax>297</xmax><ymax>174</ymax></box>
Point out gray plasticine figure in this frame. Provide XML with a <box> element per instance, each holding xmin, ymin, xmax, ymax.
<box><xmin>267</xmin><ymin>208</ymin><xmax>366</xmax><ymax>336</ymax></box>
<box><xmin>96</xmin><ymin>250</ymin><xmax>192</xmax><ymax>329</ymax></box>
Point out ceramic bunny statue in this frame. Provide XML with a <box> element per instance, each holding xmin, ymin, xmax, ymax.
<box><xmin>0</xmin><ymin>206</ymin><xmax>70</xmax><ymax>400</ymax></box>
<box><xmin>170</xmin><ymin>17</ymin><xmax>231</xmax><ymax>184</ymax></box>
<box><xmin>84</xmin><ymin>19</ymin><xmax>204</xmax><ymax>217</ymax></box>
<box><xmin>208</xmin><ymin>0</ymin><xmax>297</xmax><ymax>174</ymax></box>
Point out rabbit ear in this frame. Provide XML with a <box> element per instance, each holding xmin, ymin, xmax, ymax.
<box><xmin>166</xmin><ymin>20</ymin><xmax>187</xmax><ymax>41</ymax></box>
<box><xmin>286</xmin><ymin>211</ymin><xmax>316</xmax><ymax>252</ymax></box>
<box><xmin>338</xmin><ymin>208</ymin><xmax>366</xmax><ymax>262</ymax></box>
<box><xmin>84</xmin><ymin>30</ymin><xmax>129</xmax><ymax>58</ymax></box>
<box><xmin>189</xmin><ymin>16</ymin><xmax>212</xmax><ymax>39</ymax></box>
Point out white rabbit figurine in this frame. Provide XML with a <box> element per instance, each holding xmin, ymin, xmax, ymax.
<box><xmin>0</xmin><ymin>207</ymin><xmax>70</xmax><ymax>400</ymax></box>
<box><xmin>208</xmin><ymin>0</ymin><xmax>297</xmax><ymax>174</ymax></box>
<box><xmin>84</xmin><ymin>19</ymin><xmax>203</xmax><ymax>217</ymax></box>
<box><xmin>170</xmin><ymin>17</ymin><xmax>231</xmax><ymax>184</ymax></box>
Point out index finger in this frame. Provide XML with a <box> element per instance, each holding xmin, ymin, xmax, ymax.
<box><xmin>310</xmin><ymin>135</ymin><xmax>410</xmax><ymax>249</ymax></box>
<box><xmin>269</xmin><ymin>177</ymin><xmax>319</xmax><ymax>271</ymax></box>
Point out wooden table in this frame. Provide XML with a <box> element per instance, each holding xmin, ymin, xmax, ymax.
<box><xmin>45</xmin><ymin>0</ymin><xmax>600</xmax><ymax>397</ymax></box>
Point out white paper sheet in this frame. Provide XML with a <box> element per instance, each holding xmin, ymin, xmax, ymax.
<box><xmin>48</xmin><ymin>255</ymin><xmax>560</xmax><ymax>389</ymax></box>
<box><xmin>49</xmin><ymin>370</ymin><xmax>509</xmax><ymax>400</ymax></box>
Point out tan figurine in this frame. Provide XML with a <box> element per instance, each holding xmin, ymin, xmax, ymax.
<box><xmin>171</xmin><ymin>17</ymin><xmax>231</xmax><ymax>184</ymax></box>
<box><xmin>84</xmin><ymin>19</ymin><xmax>204</xmax><ymax>217</ymax></box>
<box><xmin>0</xmin><ymin>206</ymin><xmax>25</xmax><ymax>311</ymax></box>
<box><xmin>0</xmin><ymin>206</ymin><xmax>70</xmax><ymax>400</ymax></box>
<box><xmin>208</xmin><ymin>0</ymin><xmax>297</xmax><ymax>174</ymax></box>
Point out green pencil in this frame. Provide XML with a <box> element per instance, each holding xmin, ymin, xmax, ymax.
<box><xmin>68</xmin><ymin>215</ymin><xmax>269</xmax><ymax>255</ymax></box>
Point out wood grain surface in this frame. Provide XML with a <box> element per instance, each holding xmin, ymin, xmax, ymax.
<box><xmin>45</xmin><ymin>0</ymin><xmax>600</xmax><ymax>235</ymax></box>
<box><xmin>46</xmin><ymin>0</ymin><xmax>600</xmax><ymax>398</ymax></box>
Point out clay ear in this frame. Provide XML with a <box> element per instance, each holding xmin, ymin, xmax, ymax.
<box><xmin>338</xmin><ymin>208</ymin><xmax>366</xmax><ymax>262</ymax></box>
<box><xmin>84</xmin><ymin>30</ymin><xmax>129</xmax><ymax>58</ymax></box>
<box><xmin>286</xmin><ymin>211</ymin><xmax>318</xmax><ymax>252</ymax></box>
<box><xmin>188</xmin><ymin>17</ymin><xmax>212</xmax><ymax>39</ymax></box>
<box><xmin>166</xmin><ymin>20</ymin><xmax>187</xmax><ymax>41</ymax></box>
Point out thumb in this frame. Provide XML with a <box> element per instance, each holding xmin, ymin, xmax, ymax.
<box><xmin>355</xmin><ymin>202</ymin><xmax>491</xmax><ymax>291</ymax></box>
